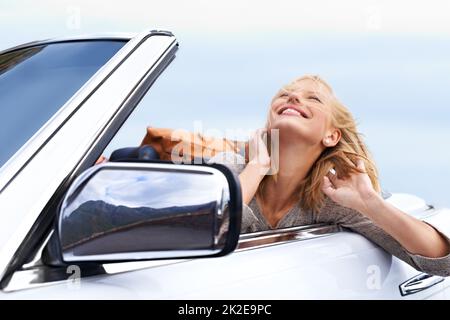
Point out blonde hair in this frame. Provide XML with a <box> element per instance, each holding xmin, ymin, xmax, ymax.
<box><xmin>261</xmin><ymin>75</ymin><xmax>380</xmax><ymax>213</ymax></box>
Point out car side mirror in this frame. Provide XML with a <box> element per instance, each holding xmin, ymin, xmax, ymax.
<box><xmin>45</xmin><ymin>161</ymin><xmax>241</xmax><ymax>265</ymax></box>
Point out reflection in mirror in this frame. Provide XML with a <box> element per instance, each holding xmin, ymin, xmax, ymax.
<box><xmin>58</xmin><ymin>162</ymin><xmax>232</xmax><ymax>262</ymax></box>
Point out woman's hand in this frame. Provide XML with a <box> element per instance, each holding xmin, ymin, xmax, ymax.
<box><xmin>248</xmin><ymin>128</ymin><xmax>270</xmax><ymax>175</ymax></box>
<box><xmin>239</xmin><ymin>128</ymin><xmax>271</xmax><ymax>205</ymax></box>
<box><xmin>247</xmin><ymin>128</ymin><xmax>271</xmax><ymax>174</ymax></box>
<box><xmin>321</xmin><ymin>159</ymin><xmax>381</xmax><ymax>214</ymax></box>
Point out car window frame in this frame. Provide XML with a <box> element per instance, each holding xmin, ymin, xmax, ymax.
<box><xmin>237</xmin><ymin>223</ymin><xmax>341</xmax><ymax>251</ymax></box>
<box><xmin>0</xmin><ymin>31</ymin><xmax>178</xmax><ymax>290</ymax></box>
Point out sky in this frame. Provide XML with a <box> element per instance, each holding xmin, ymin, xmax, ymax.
<box><xmin>2</xmin><ymin>0</ymin><xmax>450</xmax><ymax>42</ymax></box>
<box><xmin>1</xmin><ymin>0</ymin><xmax>450</xmax><ymax>207</ymax></box>
<box><xmin>65</xmin><ymin>169</ymin><xmax>224</xmax><ymax>215</ymax></box>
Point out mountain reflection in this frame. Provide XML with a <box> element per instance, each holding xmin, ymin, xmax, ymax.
<box><xmin>61</xmin><ymin>200</ymin><xmax>217</xmax><ymax>251</ymax></box>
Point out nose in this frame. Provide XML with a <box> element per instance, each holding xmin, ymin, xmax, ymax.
<box><xmin>287</xmin><ymin>92</ymin><xmax>301</xmax><ymax>104</ymax></box>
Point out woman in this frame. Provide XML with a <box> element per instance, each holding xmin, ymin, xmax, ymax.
<box><xmin>210</xmin><ymin>75</ymin><xmax>450</xmax><ymax>277</ymax></box>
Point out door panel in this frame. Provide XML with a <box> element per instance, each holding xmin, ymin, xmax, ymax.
<box><xmin>3</xmin><ymin>230</ymin><xmax>434</xmax><ymax>299</ymax></box>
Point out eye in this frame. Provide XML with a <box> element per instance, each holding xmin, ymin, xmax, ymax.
<box><xmin>308</xmin><ymin>95</ymin><xmax>322</xmax><ymax>103</ymax></box>
<box><xmin>279</xmin><ymin>93</ymin><xmax>288</xmax><ymax>98</ymax></box>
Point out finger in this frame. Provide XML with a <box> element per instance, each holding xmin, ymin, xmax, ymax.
<box><xmin>254</xmin><ymin>128</ymin><xmax>265</xmax><ymax>135</ymax></box>
<box><xmin>323</xmin><ymin>175</ymin><xmax>334</xmax><ymax>189</ymax></box>
<box><xmin>256</xmin><ymin>129</ymin><xmax>268</xmax><ymax>150</ymax></box>
<box><xmin>356</xmin><ymin>159</ymin><xmax>366</xmax><ymax>172</ymax></box>
<box><xmin>95</xmin><ymin>155</ymin><xmax>107</xmax><ymax>165</ymax></box>
<box><xmin>326</xmin><ymin>168</ymin><xmax>339</xmax><ymax>187</ymax></box>
<box><xmin>258</xmin><ymin>127</ymin><xmax>268</xmax><ymax>133</ymax></box>
<box><xmin>249</xmin><ymin>129</ymin><xmax>260</xmax><ymax>146</ymax></box>
<box><xmin>327</xmin><ymin>169</ymin><xmax>348</xmax><ymax>188</ymax></box>
<box><xmin>256</xmin><ymin>128</ymin><xmax>268</xmax><ymax>142</ymax></box>
<box><xmin>322</xmin><ymin>176</ymin><xmax>336</xmax><ymax>199</ymax></box>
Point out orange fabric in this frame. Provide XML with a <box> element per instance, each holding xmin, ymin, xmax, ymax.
<box><xmin>140</xmin><ymin>127</ymin><xmax>248</xmax><ymax>162</ymax></box>
<box><xmin>95</xmin><ymin>155</ymin><xmax>107</xmax><ymax>164</ymax></box>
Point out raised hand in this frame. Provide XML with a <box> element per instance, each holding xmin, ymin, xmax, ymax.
<box><xmin>247</xmin><ymin>128</ymin><xmax>271</xmax><ymax>175</ymax></box>
<box><xmin>321</xmin><ymin>159</ymin><xmax>380</xmax><ymax>214</ymax></box>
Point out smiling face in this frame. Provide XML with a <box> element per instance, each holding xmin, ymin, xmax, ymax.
<box><xmin>267</xmin><ymin>77</ymin><xmax>340</xmax><ymax>148</ymax></box>
<box><xmin>261</xmin><ymin>75</ymin><xmax>380</xmax><ymax>212</ymax></box>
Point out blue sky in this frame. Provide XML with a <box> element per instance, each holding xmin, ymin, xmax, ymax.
<box><xmin>2</xmin><ymin>0</ymin><xmax>450</xmax><ymax>207</ymax></box>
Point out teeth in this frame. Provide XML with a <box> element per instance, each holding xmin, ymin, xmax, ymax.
<box><xmin>281</xmin><ymin>108</ymin><xmax>301</xmax><ymax>116</ymax></box>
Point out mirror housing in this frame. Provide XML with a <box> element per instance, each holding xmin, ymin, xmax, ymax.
<box><xmin>45</xmin><ymin>161</ymin><xmax>241</xmax><ymax>265</ymax></box>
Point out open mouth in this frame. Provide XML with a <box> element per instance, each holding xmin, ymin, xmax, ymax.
<box><xmin>277</xmin><ymin>105</ymin><xmax>310</xmax><ymax>119</ymax></box>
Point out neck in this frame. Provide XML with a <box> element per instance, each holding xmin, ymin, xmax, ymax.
<box><xmin>258</xmin><ymin>137</ymin><xmax>322</xmax><ymax>224</ymax></box>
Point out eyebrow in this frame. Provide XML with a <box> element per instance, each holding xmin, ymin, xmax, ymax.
<box><xmin>282</xmin><ymin>89</ymin><xmax>323</xmax><ymax>97</ymax></box>
<box><xmin>303</xmin><ymin>90</ymin><xmax>322</xmax><ymax>96</ymax></box>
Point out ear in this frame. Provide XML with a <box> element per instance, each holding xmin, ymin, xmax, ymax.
<box><xmin>323</xmin><ymin>128</ymin><xmax>341</xmax><ymax>147</ymax></box>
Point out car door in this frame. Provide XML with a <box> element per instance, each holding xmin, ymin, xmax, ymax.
<box><xmin>3</xmin><ymin>221</ymin><xmax>445</xmax><ymax>299</ymax></box>
<box><xmin>0</xmin><ymin>30</ymin><xmax>448</xmax><ymax>299</ymax></box>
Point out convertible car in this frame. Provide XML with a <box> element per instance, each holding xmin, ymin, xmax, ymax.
<box><xmin>0</xmin><ymin>29</ymin><xmax>449</xmax><ymax>299</ymax></box>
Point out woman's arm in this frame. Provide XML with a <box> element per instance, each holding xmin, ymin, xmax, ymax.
<box><xmin>359</xmin><ymin>193</ymin><xmax>450</xmax><ymax>258</ymax></box>
<box><xmin>206</xmin><ymin>131</ymin><xmax>270</xmax><ymax>233</ymax></box>
<box><xmin>239</xmin><ymin>128</ymin><xmax>271</xmax><ymax>205</ymax></box>
<box><xmin>322</xmin><ymin>159</ymin><xmax>450</xmax><ymax>259</ymax></box>
<box><xmin>239</xmin><ymin>161</ymin><xmax>268</xmax><ymax>205</ymax></box>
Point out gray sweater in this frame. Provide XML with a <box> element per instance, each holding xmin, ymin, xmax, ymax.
<box><xmin>209</xmin><ymin>152</ymin><xmax>450</xmax><ymax>277</ymax></box>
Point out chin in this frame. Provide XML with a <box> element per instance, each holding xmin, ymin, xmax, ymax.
<box><xmin>271</xmin><ymin>117</ymin><xmax>304</xmax><ymax>132</ymax></box>
<box><xmin>270</xmin><ymin>118</ymin><xmax>318</xmax><ymax>145</ymax></box>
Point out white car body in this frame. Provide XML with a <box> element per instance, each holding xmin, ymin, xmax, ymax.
<box><xmin>0</xmin><ymin>30</ymin><xmax>448</xmax><ymax>299</ymax></box>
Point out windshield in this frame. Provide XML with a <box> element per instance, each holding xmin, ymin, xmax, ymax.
<box><xmin>0</xmin><ymin>40</ymin><xmax>126</xmax><ymax>168</ymax></box>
